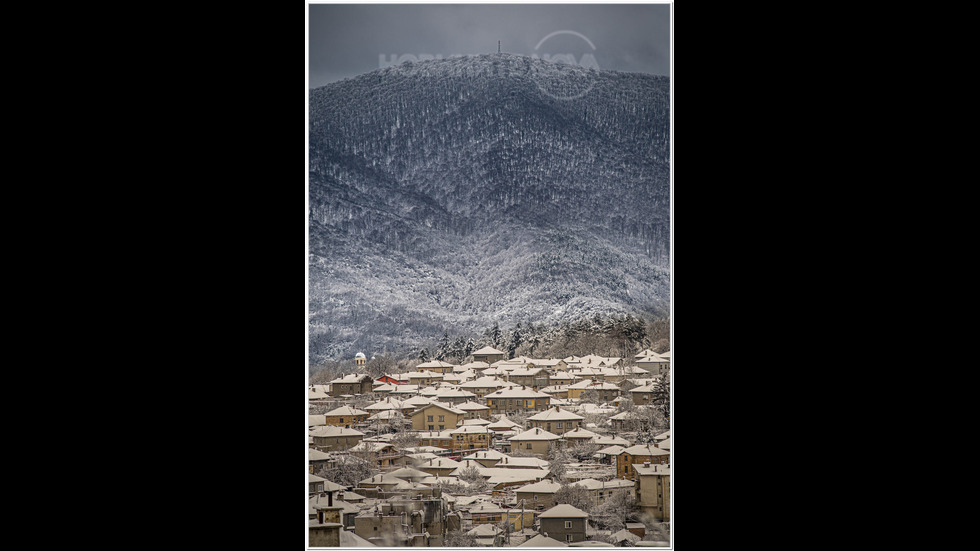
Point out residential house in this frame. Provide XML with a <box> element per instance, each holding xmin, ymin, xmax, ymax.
<box><xmin>570</xmin><ymin>478</ymin><xmax>635</xmax><ymax>507</ymax></box>
<box><xmin>405</xmin><ymin>371</ymin><xmax>444</xmax><ymax>386</ymax></box>
<box><xmin>415</xmin><ymin>359</ymin><xmax>455</xmax><ymax>374</ymax></box>
<box><xmin>415</xmin><ymin>429</ymin><xmax>455</xmax><ymax>450</ymax></box>
<box><xmin>308</xmin><ymin>447</ymin><xmax>332</xmax><ymax>474</ymax></box>
<box><xmin>514</xmin><ymin>479</ymin><xmax>562</xmax><ymax>510</ymax></box>
<box><xmin>450</xmin><ymin>425</ymin><xmax>493</xmax><ymax>451</ymax></box>
<box><xmin>507</xmin><ymin>427</ymin><xmax>561</xmax><ymax>458</ymax></box>
<box><xmin>323</xmin><ymin>405</ymin><xmax>370</xmax><ymax>428</ymax></box>
<box><xmin>635</xmin><ymin>353</ymin><xmax>669</xmax><ymax>377</ymax></box>
<box><xmin>308</xmin><ymin>385</ymin><xmax>332</xmax><ymax>403</ymax></box>
<box><xmin>456</xmin><ymin>400</ymin><xmax>491</xmax><ymax>420</ymax></box>
<box><xmin>460</xmin><ymin>375</ymin><xmax>508</xmax><ymax>398</ymax></box>
<box><xmin>629</xmin><ymin>383</ymin><xmax>660</xmax><ymax>406</ymax></box>
<box><xmin>463</xmin><ymin>449</ymin><xmax>508</xmax><ymax>467</ymax></box>
<box><xmin>567</xmin><ymin>380</ymin><xmax>621</xmax><ymax>402</ymax></box>
<box><xmin>329</xmin><ymin>373</ymin><xmax>374</xmax><ymax>396</ymax></box>
<box><xmin>469</xmin><ymin>501</ymin><xmax>506</xmax><ymax>525</ymax></box>
<box><xmin>537</xmin><ymin>504</ymin><xmax>589</xmax><ymax>544</ymax></box>
<box><xmin>484</xmin><ymin>386</ymin><xmax>551</xmax><ymax>415</ymax></box>
<box><xmin>616</xmin><ymin>443</ymin><xmax>670</xmax><ymax>480</ymax></box>
<box><xmin>416</xmin><ymin>456</ymin><xmax>464</xmax><ymax>477</ymax></box>
<box><xmin>539</xmin><ymin>385</ymin><xmax>570</xmax><ymax>399</ymax></box>
<box><xmin>348</xmin><ymin>441</ymin><xmax>403</xmax><ymax>470</ymax></box>
<box><xmin>309</xmin><ymin>426</ymin><xmax>365</xmax><ymax>452</ymax></box>
<box><xmin>434</xmin><ymin>388</ymin><xmax>478</xmax><ymax>405</ymax></box>
<box><xmin>411</xmin><ymin>402</ymin><xmax>465</xmax><ymax>431</ymax></box>
<box><xmin>506</xmin><ymin>367</ymin><xmax>548</xmax><ymax>390</ymax></box>
<box><xmin>561</xmin><ymin>427</ymin><xmax>600</xmax><ymax>446</ymax></box>
<box><xmin>488</xmin><ymin>415</ymin><xmax>524</xmax><ymax>434</ymax></box>
<box><xmin>472</xmin><ymin>346</ymin><xmax>506</xmax><ymax>364</ymax></box>
<box><xmin>633</xmin><ymin>463</ymin><xmax>670</xmax><ymax>522</ymax></box>
<box><xmin>526</xmin><ymin>406</ymin><xmax>584</xmax><ymax>435</ymax></box>
<box><xmin>519</xmin><ymin>534</ymin><xmax>568</xmax><ymax>547</ymax></box>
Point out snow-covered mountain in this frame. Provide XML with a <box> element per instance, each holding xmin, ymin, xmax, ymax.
<box><xmin>309</xmin><ymin>54</ymin><xmax>669</xmax><ymax>363</ymax></box>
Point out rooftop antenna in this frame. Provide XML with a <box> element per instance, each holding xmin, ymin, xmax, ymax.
<box><xmin>498</xmin><ymin>40</ymin><xmax>501</xmax><ymax>54</ymax></box>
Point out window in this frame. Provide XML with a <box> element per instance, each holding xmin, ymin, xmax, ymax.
<box><xmin>428</xmin><ymin>415</ymin><xmax>434</xmax><ymax>422</ymax></box>
<box><xmin>438</xmin><ymin>415</ymin><xmax>445</xmax><ymax>422</ymax></box>
<box><xmin>339</xmin><ymin>418</ymin><xmax>344</xmax><ymax>423</ymax></box>
<box><xmin>557</xmin><ymin>422</ymin><xmax>563</xmax><ymax>428</ymax></box>
<box><xmin>565</xmin><ymin>521</ymin><xmax>572</xmax><ymax>529</ymax></box>
<box><xmin>429</xmin><ymin>425</ymin><xmax>434</xmax><ymax>430</ymax></box>
<box><xmin>566</xmin><ymin>535</ymin><xmax>573</xmax><ymax>542</ymax></box>
<box><xmin>439</xmin><ymin>425</ymin><xmax>444</xmax><ymax>430</ymax></box>
<box><xmin>526</xmin><ymin>442</ymin><xmax>533</xmax><ymax>449</ymax></box>
<box><xmin>533</xmin><ymin>495</ymin><xmax>538</xmax><ymax>501</ymax></box>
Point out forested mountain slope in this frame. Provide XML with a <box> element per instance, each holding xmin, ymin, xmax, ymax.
<box><xmin>309</xmin><ymin>54</ymin><xmax>670</xmax><ymax>363</ymax></box>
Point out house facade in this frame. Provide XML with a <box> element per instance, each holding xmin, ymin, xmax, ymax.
<box><xmin>526</xmin><ymin>406</ymin><xmax>584</xmax><ymax>435</ymax></box>
<box><xmin>329</xmin><ymin>373</ymin><xmax>374</xmax><ymax>396</ymax></box>
<box><xmin>537</xmin><ymin>504</ymin><xmax>589</xmax><ymax>543</ymax></box>
<box><xmin>309</xmin><ymin>426</ymin><xmax>365</xmax><ymax>452</ymax></box>
<box><xmin>484</xmin><ymin>387</ymin><xmax>551</xmax><ymax>415</ymax></box>
<box><xmin>507</xmin><ymin>428</ymin><xmax>560</xmax><ymax>458</ymax></box>
<box><xmin>323</xmin><ymin>405</ymin><xmax>369</xmax><ymax>428</ymax></box>
<box><xmin>616</xmin><ymin>444</ymin><xmax>670</xmax><ymax>480</ymax></box>
<box><xmin>411</xmin><ymin>402</ymin><xmax>465</xmax><ymax>431</ymax></box>
<box><xmin>634</xmin><ymin>463</ymin><xmax>670</xmax><ymax>522</ymax></box>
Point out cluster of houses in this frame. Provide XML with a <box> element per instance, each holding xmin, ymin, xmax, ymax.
<box><xmin>308</xmin><ymin>347</ymin><xmax>671</xmax><ymax>548</ymax></box>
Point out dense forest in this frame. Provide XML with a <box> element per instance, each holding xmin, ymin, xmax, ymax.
<box><xmin>309</xmin><ymin>54</ymin><xmax>670</xmax><ymax>364</ymax></box>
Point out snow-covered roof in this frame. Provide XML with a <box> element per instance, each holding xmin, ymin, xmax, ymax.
<box><xmin>538</xmin><ymin>504</ymin><xmax>589</xmax><ymax>518</ymax></box>
<box><xmin>571</xmin><ymin>478</ymin><xmax>634</xmax><ymax>490</ymax></box>
<box><xmin>528</xmin><ymin>406</ymin><xmax>584</xmax><ymax>421</ymax></box>
<box><xmin>519</xmin><ymin>534</ymin><xmax>568</xmax><ymax>547</ymax></box>
<box><xmin>485</xmin><ymin>387</ymin><xmax>550</xmax><ymax>399</ymax></box>
<box><xmin>473</xmin><ymin>346</ymin><xmax>505</xmax><ymax>355</ymax></box>
<box><xmin>620</xmin><ymin>443</ymin><xmax>670</xmax><ymax>456</ymax></box>
<box><xmin>456</xmin><ymin>400</ymin><xmax>490</xmax><ymax>410</ymax></box>
<box><xmin>509</xmin><ymin>427</ymin><xmax>561</xmax><ymax>441</ymax></box>
<box><xmin>562</xmin><ymin>427</ymin><xmax>599</xmax><ymax>439</ymax></box>
<box><xmin>324</xmin><ymin>405</ymin><xmax>369</xmax><ymax>416</ymax></box>
<box><xmin>514</xmin><ymin>479</ymin><xmax>562</xmax><ymax>494</ymax></box>
<box><xmin>310</xmin><ymin>426</ymin><xmax>365</xmax><ymax>438</ymax></box>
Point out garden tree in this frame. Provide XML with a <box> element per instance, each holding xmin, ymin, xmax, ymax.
<box><xmin>365</xmin><ymin>355</ymin><xmax>396</xmax><ymax>379</ymax></box>
<box><xmin>457</xmin><ymin>465</ymin><xmax>490</xmax><ymax>494</ymax></box>
<box><xmin>546</xmin><ymin>443</ymin><xmax>573</xmax><ymax>483</ymax></box>
<box><xmin>553</xmin><ymin>482</ymin><xmax>593</xmax><ymax>513</ymax></box>
<box><xmin>507</xmin><ymin>322</ymin><xmax>524</xmax><ymax>359</ymax></box>
<box><xmin>317</xmin><ymin>454</ymin><xmax>377</xmax><ymax>487</ymax></box>
<box><xmin>389</xmin><ymin>427</ymin><xmax>417</xmax><ymax>447</ymax></box>
<box><xmin>444</xmin><ymin>530</ymin><xmax>478</xmax><ymax>547</ymax></box>
<box><xmin>489</xmin><ymin>322</ymin><xmax>503</xmax><ymax>348</ymax></box>
<box><xmin>653</xmin><ymin>373</ymin><xmax>670</xmax><ymax>420</ymax></box>
<box><xmin>436</xmin><ymin>330</ymin><xmax>450</xmax><ymax>361</ymax></box>
<box><xmin>579</xmin><ymin>388</ymin><xmax>601</xmax><ymax>405</ymax></box>
<box><xmin>566</xmin><ymin>440</ymin><xmax>600</xmax><ymax>462</ymax></box>
<box><xmin>590</xmin><ymin>490</ymin><xmax>635</xmax><ymax>533</ymax></box>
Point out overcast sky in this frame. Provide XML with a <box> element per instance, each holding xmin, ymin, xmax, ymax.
<box><xmin>308</xmin><ymin>2</ymin><xmax>671</xmax><ymax>88</ymax></box>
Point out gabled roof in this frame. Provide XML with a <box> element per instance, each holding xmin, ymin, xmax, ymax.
<box><xmin>515</xmin><ymin>479</ymin><xmax>562</xmax><ymax>494</ymax></box>
<box><xmin>456</xmin><ymin>400</ymin><xmax>490</xmax><ymax>410</ymax></box>
<box><xmin>528</xmin><ymin>406</ymin><xmax>584</xmax><ymax>421</ymax></box>
<box><xmin>571</xmin><ymin>478</ymin><xmax>634</xmax><ymax>490</ymax></box>
<box><xmin>620</xmin><ymin>443</ymin><xmax>670</xmax><ymax>456</ymax></box>
<box><xmin>324</xmin><ymin>405</ymin><xmax>369</xmax><ymax>416</ymax></box>
<box><xmin>561</xmin><ymin>427</ymin><xmax>599</xmax><ymax>439</ymax></box>
<box><xmin>519</xmin><ymin>534</ymin><xmax>568</xmax><ymax>547</ymax></box>
<box><xmin>412</xmin><ymin>401</ymin><xmax>465</xmax><ymax>416</ymax></box>
<box><xmin>485</xmin><ymin>387</ymin><xmax>551</xmax><ymax>399</ymax></box>
<box><xmin>330</xmin><ymin>373</ymin><xmax>373</xmax><ymax>384</ymax></box>
<box><xmin>538</xmin><ymin>504</ymin><xmax>589</xmax><ymax>518</ymax></box>
<box><xmin>488</xmin><ymin>415</ymin><xmax>523</xmax><ymax>429</ymax></box>
<box><xmin>473</xmin><ymin>346</ymin><xmax>505</xmax><ymax>355</ymax></box>
<box><xmin>509</xmin><ymin>427</ymin><xmax>561</xmax><ymax>441</ymax></box>
<box><xmin>310</xmin><ymin>426</ymin><xmax>365</xmax><ymax>438</ymax></box>
<box><xmin>462</xmin><ymin>449</ymin><xmax>509</xmax><ymax>461</ymax></box>
<box><xmin>450</xmin><ymin>425</ymin><xmax>491</xmax><ymax>434</ymax></box>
